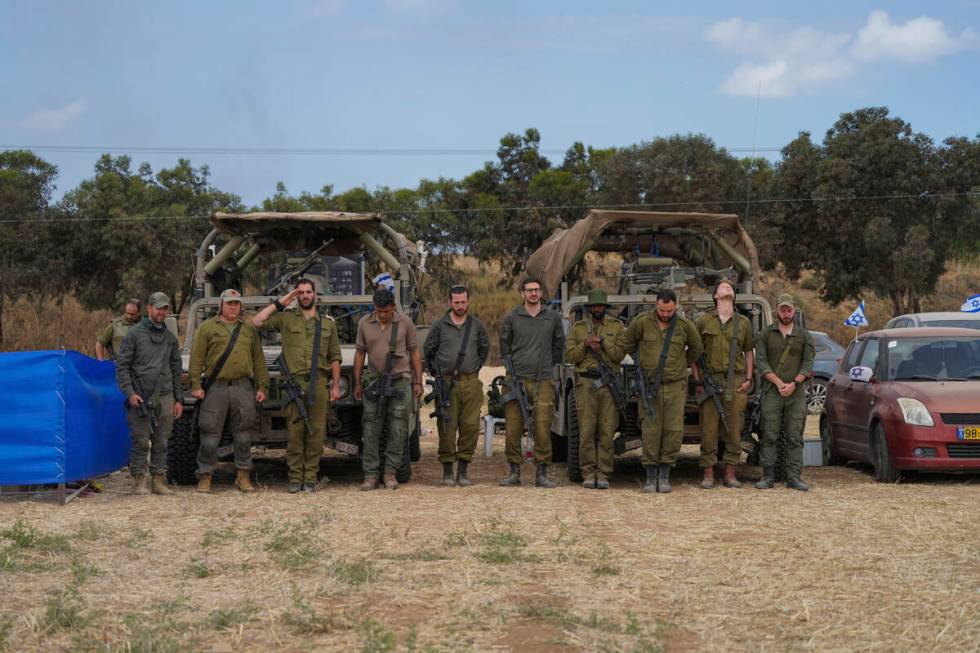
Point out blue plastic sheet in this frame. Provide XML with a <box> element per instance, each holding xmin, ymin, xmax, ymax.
<box><xmin>0</xmin><ymin>351</ymin><xmax>129</xmax><ymax>485</ymax></box>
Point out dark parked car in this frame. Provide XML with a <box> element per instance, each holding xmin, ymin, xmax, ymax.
<box><xmin>820</xmin><ymin>327</ymin><xmax>980</xmax><ymax>481</ymax></box>
<box><xmin>805</xmin><ymin>330</ymin><xmax>845</xmax><ymax>415</ymax></box>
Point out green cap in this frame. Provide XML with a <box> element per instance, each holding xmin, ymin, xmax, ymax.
<box><xmin>776</xmin><ymin>293</ymin><xmax>796</xmax><ymax>309</ymax></box>
<box><xmin>586</xmin><ymin>289</ymin><xmax>609</xmax><ymax>306</ymax></box>
<box><xmin>220</xmin><ymin>288</ymin><xmax>242</xmax><ymax>303</ymax></box>
<box><xmin>148</xmin><ymin>292</ymin><xmax>170</xmax><ymax>309</ymax></box>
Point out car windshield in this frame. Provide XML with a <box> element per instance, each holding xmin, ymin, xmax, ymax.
<box><xmin>921</xmin><ymin>319</ymin><xmax>980</xmax><ymax>330</ymax></box>
<box><xmin>884</xmin><ymin>337</ymin><xmax>980</xmax><ymax>381</ymax></box>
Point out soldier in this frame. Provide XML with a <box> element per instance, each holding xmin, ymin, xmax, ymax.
<box><xmin>692</xmin><ymin>279</ymin><xmax>754</xmax><ymax>489</ymax></box>
<box><xmin>609</xmin><ymin>288</ymin><xmax>703</xmax><ymax>493</ymax></box>
<box><xmin>353</xmin><ymin>288</ymin><xmax>423</xmax><ymax>491</ymax></box>
<box><xmin>188</xmin><ymin>288</ymin><xmax>269</xmax><ymax>494</ymax></box>
<box><xmin>754</xmin><ymin>293</ymin><xmax>815</xmax><ymax>491</ymax></box>
<box><xmin>422</xmin><ymin>285</ymin><xmax>490</xmax><ymax>487</ymax></box>
<box><xmin>498</xmin><ymin>277</ymin><xmax>565</xmax><ymax>489</ymax></box>
<box><xmin>252</xmin><ymin>278</ymin><xmax>342</xmax><ymax>493</ymax></box>
<box><xmin>96</xmin><ymin>298</ymin><xmax>142</xmax><ymax>361</ymax></box>
<box><xmin>115</xmin><ymin>292</ymin><xmax>183</xmax><ymax>495</ymax></box>
<box><xmin>565</xmin><ymin>289</ymin><xmax>625</xmax><ymax>489</ymax></box>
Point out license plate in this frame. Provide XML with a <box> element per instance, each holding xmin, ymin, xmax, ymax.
<box><xmin>956</xmin><ymin>427</ymin><xmax>980</xmax><ymax>440</ymax></box>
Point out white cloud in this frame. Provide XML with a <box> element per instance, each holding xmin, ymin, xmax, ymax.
<box><xmin>851</xmin><ymin>10</ymin><xmax>974</xmax><ymax>62</ymax></box>
<box><xmin>21</xmin><ymin>100</ymin><xmax>86</xmax><ymax>133</ymax></box>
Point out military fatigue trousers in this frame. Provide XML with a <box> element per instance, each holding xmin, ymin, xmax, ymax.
<box><xmin>437</xmin><ymin>375</ymin><xmax>483</xmax><ymax>464</ymax></box>
<box><xmin>575</xmin><ymin>380</ymin><xmax>618</xmax><ymax>481</ymax></box>
<box><xmin>759</xmin><ymin>384</ymin><xmax>806</xmax><ymax>479</ymax></box>
<box><xmin>127</xmin><ymin>394</ymin><xmax>175</xmax><ymax>476</ymax></box>
<box><xmin>196</xmin><ymin>379</ymin><xmax>255</xmax><ymax>476</ymax></box>
<box><xmin>504</xmin><ymin>378</ymin><xmax>554</xmax><ymax>465</ymax></box>
<box><xmin>283</xmin><ymin>376</ymin><xmax>329</xmax><ymax>485</ymax></box>
<box><xmin>639</xmin><ymin>379</ymin><xmax>686</xmax><ymax>466</ymax></box>
<box><xmin>699</xmin><ymin>383</ymin><xmax>748</xmax><ymax>467</ymax></box>
<box><xmin>361</xmin><ymin>377</ymin><xmax>412</xmax><ymax>477</ymax></box>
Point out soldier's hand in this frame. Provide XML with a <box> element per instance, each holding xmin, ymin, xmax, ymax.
<box><xmin>191</xmin><ymin>389</ymin><xmax>205</xmax><ymax>400</ymax></box>
<box><xmin>173</xmin><ymin>402</ymin><xmax>184</xmax><ymax>419</ymax></box>
<box><xmin>281</xmin><ymin>289</ymin><xmax>301</xmax><ymax>306</ymax></box>
<box><xmin>737</xmin><ymin>379</ymin><xmax>752</xmax><ymax>394</ymax></box>
<box><xmin>584</xmin><ymin>335</ymin><xmax>602</xmax><ymax>352</ymax></box>
<box><xmin>128</xmin><ymin>394</ymin><xmax>144</xmax><ymax>407</ymax></box>
<box><xmin>413</xmin><ymin>382</ymin><xmax>424</xmax><ymax>399</ymax></box>
<box><xmin>353</xmin><ymin>383</ymin><xmax>363</xmax><ymax>401</ymax></box>
<box><xmin>329</xmin><ymin>383</ymin><xmax>342</xmax><ymax>402</ymax></box>
<box><xmin>255</xmin><ymin>389</ymin><xmax>267</xmax><ymax>403</ymax></box>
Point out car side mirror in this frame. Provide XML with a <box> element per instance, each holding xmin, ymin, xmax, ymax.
<box><xmin>848</xmin><ymin>366</ymin><xmax>873</xmax><ymax>383</ymax></box>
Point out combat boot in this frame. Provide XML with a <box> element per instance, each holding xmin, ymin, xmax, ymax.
<box><xmin>441</xmin><ymin>462</ymin><xmax>456</xmax><ymax>487</ymax></box>
<box><xmin>700</xmin><ymin>466</ymin><xmax>715</xmax><ymax>489</ymax></box>
<box><xmin>582</xmin><ymin>477</ymin><xmax>597</xmax><ymax>489</ymax></box>
<box><xmin>456</xmin><ymin>460</ymin><xmax>472</xmax><ymax>487</ymax></box>
<box><xmin>596</xmin><ymin>476</ymin><xmax>610</xmax><ymax>490</ymax></box>
<box><xmin>151</xmin><ymin>475</ymin><xmax>173</xmax><ymax>495</ymax></box>
<box><xmin>754</xmin><ymin>466</ymin><xmax>775</xmax><ymax>489</ymax></box>
<box><xmin>133</xmin><ymin>475</ymin><xmax>149</xmax><ymax>495</ymax></box>
<box><xmin>499</xmin><ymin>463</ymin><xmax>521</xmax><ymax>486</ymax></box>
<box><xmin>359</xmin><ymin>476</ymin><xmax>378</xmax><ymax>492</ymax></box>
<box><xmin>656</xmin><ymin>463</ymin><xmax>672</xmax><ymax>493</ymax></box>
<box><xmin>196</xmin><ymin>474</ymin><xmax>212</xmax><ymax>494</ymax></box>
<box><xmin>643</xmin><ymin>465</ymin><xmax>657</xmax><ymax>493</ymax></box>
<box><xmin>384</xmin><ymin>473</ymin><xmax>399</xmax><ymax>490</ymax></box>
<box><xmin>535</xmin><ymin>464</ymin><xmax>556</xmax><ymax>488</ymax></box>
<box><xmin>786</xmin><ymin>477</ymin><xmax>809</xmax><ymax>492</ymax></box>
<box><xmin>723</xmin><ymin>464</ymin><xmax>742</xmax><ymax>489</ymax></box>
<box><xmin>235</xmin><ymin>470</ymin><xmax>256</xmax><ymax>493</ymax></box>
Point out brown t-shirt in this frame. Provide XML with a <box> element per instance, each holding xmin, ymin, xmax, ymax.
<box><xmin>355</xmin><ymin>311</ymin><xmax>419</xmax><ymax>379</ymax></box>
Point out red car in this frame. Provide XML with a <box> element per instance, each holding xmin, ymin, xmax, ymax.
<box><xmin>820</xmin><ymin>327</ymin><xmax>980</xmax><ymax>481</ymax></box>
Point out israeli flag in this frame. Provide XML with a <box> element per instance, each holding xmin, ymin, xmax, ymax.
<box><xmin>960</xmin><ymin>294</ymin><xmax>980</xmax><ymax>313</ymax></box>
<box><xmin>372</xmin><ymin>272</ymin><xmax>395</xmax><ymax>292</ymax></box>
<box><xmin>843</xmin><ymin>301</ymin><xmax>869</xmax><ymax>327</ymax></box>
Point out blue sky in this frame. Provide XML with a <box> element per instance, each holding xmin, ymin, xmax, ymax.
<box><xmin>2</xmin><ymin>0</ymin><xmax>978</xmax><ymax>206</ymax></box>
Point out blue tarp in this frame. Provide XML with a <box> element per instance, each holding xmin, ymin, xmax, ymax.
<box><xmin>0</xmin><ymin>351</ymin><xmax>129</xmax><ymax>485</ymax></box>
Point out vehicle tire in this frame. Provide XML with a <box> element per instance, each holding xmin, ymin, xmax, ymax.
<box><xmin>806</xmin><ymin>378</ymin><xmax>829</xmax><ymax>415</ymax></box>
<box><xmin>565</xmin><ymin>389</ymin><xmax>582</xmax><ymax>482</ymax></box>
<box><xmin>166</xmin><ymin>410</ymin><xmax>199</xmax><ymax>485</ymax></box>
<box><xmin>820</xmin><ymin>416</ymin><xmax>843</xmax><ymax>466</ymax></box>
<box><xmin>872</xmin><ymin>423</ymin><xmax>899</xmax><ymax>483</ymax></box>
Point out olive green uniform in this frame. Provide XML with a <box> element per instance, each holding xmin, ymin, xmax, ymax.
<box><xmin>258</xmin><ymin>310</ymin><xmax>342</xmax><ymax>485</ymax></box>
<box><xmin>696</xmin><ymin>311</ymin><xmax>754</xmax><ymax>467</ymax></box>
<box><xmin>98</xmin><ymin>317</ymin><xmax>137</xmax><ymax>361</ymax></box>
<box><xmin>422</xmin><ymin>312</ymin><xmax>490</xmax><ymax>464</ymax></box>
<box><xmin>609</xmin><ymin>312</ymin><xmax>702</xmax><ymax>466</ymax></box>
<box><xmin>565</xmin><ymin>316</ymin><xmax>625</xmax><ymax>481</ymax></box>
<box><xmin>755</xmin><ymin>323</ymin><xmax>815</xmax><ymax>479</ymax></box>
<box><xmin>188</xmin><ymin>317</ymin><xmax>270</xmax><ymax>476</ymax></box>
<box><xmin>499</xmin><ymin>305</ymin><xmax>565</xmax><ymax>465</ymax></box>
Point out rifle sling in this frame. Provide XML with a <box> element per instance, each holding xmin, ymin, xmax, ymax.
<box><xmin>649</xmin><ymin>313</ymin><xmax>678</xmax><ymax>397</ymax></box>
<box><xmin>724</xmin><ymin>314</ymin><xmax>739</xmax><ymax>402</ymax></box>
<box><xmin>450</xmin><ymin>316</ymin><xmax>474</xmax><ymax>378</ymax></box>
<box><xmin>306</xmin><ymin>315</ymin><xmax>323</xmax><ymax>409</ymax></box>
<box><xmin>382</xmin><ymin>320</ymin><xmax>401</xmax><ymax>374</ymax></box>
<box><xmin>202</xmin><ymin>323</ymin><xmax>243</xmax><ymax>393</ymax></box>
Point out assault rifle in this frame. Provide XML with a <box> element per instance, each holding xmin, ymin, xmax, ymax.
<box><xmin>277</xmin><ymin>354</ymin><xmax>314</xmax><ymax>436</ymax></box>
<box><xmin>633</xmin><ymin>366</ymin><xmax>655</xmax><ymax>419</ymax></box>
<box><xmin>363</xmin><ymin>345</ymin><xmax>404</xmax><ymax>419</ymax></box>
<box><xmin>424</xmin><ymin>355</ymin><xmax>453</xmax><ymax>432</ymax></box>
<box><xmin>589</xmin><ymin>348</ymin><xmax>627</xmax><ymax>413</ymax></box>
<box><xmin>129</xmin><ymin>372</ymin><xmax>159</xmax><ymax>437</ymax></box>
<box><xmin>500</xmin><ymin>356</ymin><xmax>534</xmax><ymax>438</ymax></box>
<box><xmin>694</xmin><ymin>355</ymin><xmax>731</xmax><ymax>435</ymax></box>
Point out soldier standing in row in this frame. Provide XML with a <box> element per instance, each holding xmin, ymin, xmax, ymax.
<box><xmin>422</xmin><ymin>285</ymin><xmax>490</xmax><ymax>487</ymax></box>
<box><xmin>115</xmin><ymin>292</ymin><xmax>183</xmax><ymax>495</ymax></box>
<box><xmin>353</xmin><ymin>288</ymin><xmax>423</xmax><ymax>491</ymax></box>
<box><xmin>754</xmin><ymin>293</ymin><xmax>815</xmax><ymax>492</ymax></box>
<box><xmin>498</xmin><ymin>277</ymin><xmax>565</xmax><ymax>489</ymax></box>
<box><xmin>610</xmin><ymin>289</ymin><xmax>703</xmax><ymax>493</ymax></box>
<box><xmin>693</xmin><ymin>279</ymin><xmax>754</xmax><ymax>489</ymax></box>
<box><xmin>188</xmin><ymin>289</ymin><xmax>269</xmax><ymax>494</ymax></box>
<box><xmin>564</xmin><ymin>289</ymin><xmax>625</xmax><ymax>489</ymax></box>
<box><xmin>96</xmin><ymin>298</ymin><xmax>142</xmax><ymax>361</ymax></box>
<box><xmin>253</xmin><ymin>278</ymin><xmax>342</xmax><ymax>493</ymax></box>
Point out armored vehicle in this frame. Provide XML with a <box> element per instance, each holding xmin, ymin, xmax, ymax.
<box><xmin>166</xmin><ymin>211</ymin><xmax>426</xmax><ymax>485</ymax></box>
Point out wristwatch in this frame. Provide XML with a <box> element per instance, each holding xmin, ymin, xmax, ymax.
<box><xmin>273</xmin><ymin>299</ymin><xmax>285</xmax><ymax>312</ymax></box>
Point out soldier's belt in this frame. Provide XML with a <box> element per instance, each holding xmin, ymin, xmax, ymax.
<box><xmin>212</xmin><ymin>378</ymin><xmax>253</xmax><ymax>388</ymax></box>
<box><xmin>577</xmin><ymin>370</ymin><xmax>602</xmax><ymax>380</ymax></box>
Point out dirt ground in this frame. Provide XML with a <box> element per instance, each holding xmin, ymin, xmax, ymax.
<box><xmin>3</xmin><ymin>392</ymin><xmax>980</xmax><ymax>651</ymax></box>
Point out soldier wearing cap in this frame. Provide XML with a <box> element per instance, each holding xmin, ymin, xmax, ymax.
<box><xmin>252</xmin><ymin>278</ymin><xmax>342</xmax><ymax>493</ymax></box>
<box><xmin>188</xmin><ymin>288</ymin><xmax>269</xmax><ymax>493</ymax></box>
<box><xmin>96</xmin><ymin>298</ymin><xmax>142</xmax><ymax>361</ymax></box>
<box><xmin>115</xmin><ymin>292</ymin><xmax>184</xmax><ymax>495</ymax></box>
<box><xmin>754</xmin><ymin>293</ymin><xmax>815</xmax><ymax>491</ymax></box>
<box><xmin>564</xmin><ymin>289</ymin><xmax>625</xmax><ymax>489</ymax></box>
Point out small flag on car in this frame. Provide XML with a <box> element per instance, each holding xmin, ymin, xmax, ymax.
<box><xmin>960</xmin><ymin>294</ymin><xmax>980</xmax><ymax>313</ymax></box>
<box><xmin>843</xmin><ymin>301</ymin><xmax>869</xmax><ymax>328</ymax></box>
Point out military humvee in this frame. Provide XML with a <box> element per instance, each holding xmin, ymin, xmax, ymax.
<box><xmin>522</xmin><ymin>210</ymin><xmax>772</xmax><ymax>480</ymax></box>
<box><xmin>166</xmin><ymin>211</ymin><xmax>426</xmax><ymax>485</ymax></box>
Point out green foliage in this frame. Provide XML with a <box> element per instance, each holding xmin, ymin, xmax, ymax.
<box><xmin>331</xmin><ymin>557</ymin><xmax>378</xmax><ymax>585</ymax></box>
<box><xmin>43</xmin><ymin>583</ymin><xmax>89</xmax><ymax>633</ymax></box>
<box><xmin>359</xmin><ymin>618</ymin><xmax>396</xmax><ymax>653</ymax></box>
<box><xmin>184</xmin><ymin>558</ymin><xmax>212</xmax><ymax>579</ymax></box>
<box><xmin>205</xmin><ymin>601</ymin><xmax>257</xmax><ymax>630</ymax></box>
<box><xmin>260</xmin><ymin>517</ymin><xmax>322</xmax><ymax>571</ymax></box>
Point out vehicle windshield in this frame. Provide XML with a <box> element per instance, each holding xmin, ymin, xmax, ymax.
<box><xmin>884</xmin><ymin>337</ymin><xmax>980</xmax><ymax>381</ymax></box>
<box><xmin>921</xmin><ymin>319</ymin><xmax>980</xmax><ymax>330</ymax></box>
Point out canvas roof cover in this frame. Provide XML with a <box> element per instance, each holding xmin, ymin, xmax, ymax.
<box><xmin>524</xmin><ymin>210</ymin><xmax>761</xmax><ymax>296</ymax></box>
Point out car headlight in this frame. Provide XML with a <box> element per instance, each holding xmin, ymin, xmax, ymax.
<box><xmin>896</xmin><ymin>398</ymin><xmax>934</xmax><ymax>427</ymax></box>
<box><xmin>329</xmin><ymin>376</ymin><xmax>350</xmax><ymax>400</ymax></box>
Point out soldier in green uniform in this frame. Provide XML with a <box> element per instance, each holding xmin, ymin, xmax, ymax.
<box><xmin>253</xmin><ymin>278</ymin><xmax>342</xmax><ymax>493</ymax></box>
<box><xmin>754</xmin><ymin>293</ymin><xmax>815</xmax><ymax>491</ymax></box>
<box><xmin>115</xmin><ymin>292</ymin><xmax>184</xmax><ymax>495</ymax></box>
<box><xmin>353</xmin><ymin>288</ymin><xmax>423</xmax><ymax>491</ymax></box>
<box><xmin>498</xmin><ymin>277</ymin><xmax>565</xmax><ymax>489</ymax></box>
<box><xmin>565</xmin><ymin>289</ymin><xmax>625</xmax><ymax>489</ymax></box>
<box><xmin>609</xmin><ymin>289</ymin><xmax>702</xmax><ymax>493</ymax></box>
<box><xmin>692</xmin><ymin>279</ymin><xmax>754</xmax><ymax>489</ymax></box>
<box><xmin>96</xmin><ymin>298</ymin><xmax>142</xmax><ymax>361</ymax></box>
<box><xmin>188</xmin><ymin>288</ymin><xmax>269</xmax><ymax>494</ymax></box>
<box><xmin>422</xmin><ymin>285</ymin><xmax>490</xmax><ymax>487</ymax></box>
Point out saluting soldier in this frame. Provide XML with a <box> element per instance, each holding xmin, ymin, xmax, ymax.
<box><xmin>609</xmin><ymin>288</ymin><xmax>703</xmax><ymax>493</ymax></box>
<box><xmin>96</xmin><ymin>298</ymin><xmax>142</xmax><ymax>361</ymax></box>
<box><xmin>253</xmin><ymin>278</ymin><xmax>342</xmax><ymax>493</ymax></box>
<box><xmin>115</xmin><ymin>292</ymin><xmax>183</xmax><ymax>495</ymax></box>
<box><xmin>754</xmin><ymin>293</ymin><xmax>815</xmax><ymax>491</ymax></box>
<box><xmin>498</xmin><ymin>277</ymin><xmax>565</xmax><ymax>489</ymax></box>
<box><xmin>422</xmin><ymin>284</ymin><xmax>490</xmax><ymax>487</ymax></box>
<box><xmin>692</xmin><ymin>279</ymin><xmax>754</xmax><ymax>489</ymax></box>
<box><xmin>188</xmin><ymin>288</ymin><xmax>269</xmax><ymax>494</ymax></box>
<box><xmin>564</xmin><ymin>289</ymin><xmax>625</xmax><ymax>490</ymax></box>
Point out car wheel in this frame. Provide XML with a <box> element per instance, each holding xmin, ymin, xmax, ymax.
<box><xmin>871</xmin><ymin>423</ymin><xmax>899</xmax><ymax>483</ymax></box>
<box><xmin>806</xmin><ymin>378</ymin><xmax>828</xmax><ymax>415</ymax></box>
<box><xmin>820</xmin><ymin>416</ymin><xmax>843</xmax><ymax>466</ymax></box>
